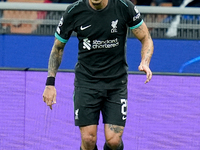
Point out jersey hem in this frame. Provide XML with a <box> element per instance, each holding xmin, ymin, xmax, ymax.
<box><xmin>130</xmin><ymin>20</ymin><xmax>143</xmax><ymax>29</ymax></box>
<box><xmin>74</xmin><ymin>83</ymin><xmax>127</xmax><ymax>90</ymax></box>
<box><xmin>55</xmin><ymin>32</ymin><xmax>68</xmax><ymax>43</ymax></box>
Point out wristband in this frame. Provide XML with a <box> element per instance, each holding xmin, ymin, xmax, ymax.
<box><xmin>46</xmin><ymin>77</ymin><xmax>55</xmax><ymax>86</ymax></box>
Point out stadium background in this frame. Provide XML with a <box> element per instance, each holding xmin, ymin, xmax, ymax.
<box><xmin>0</xmin><ymin>1</ymin><xmax>200</xmax><ymax>150</ymax></box>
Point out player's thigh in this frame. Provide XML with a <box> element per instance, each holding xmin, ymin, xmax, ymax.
<box><xmin>73</xmin><ymin>86</ymin><xmax>103</xmax><ymax>126</ymax></box>
<box><xmin>102</xmin><ymin>87</ymin><xmax>128</xmax><ymax>127</ymax></box>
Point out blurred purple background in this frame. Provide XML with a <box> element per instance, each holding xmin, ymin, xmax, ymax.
<box><xmin>0</xmin><ymin>70</ymin><xmax>200</xmax><ymax>150</ymax></box>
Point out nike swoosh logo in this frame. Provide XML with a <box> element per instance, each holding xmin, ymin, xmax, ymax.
<box><xmin>122</xmin><ymin>116</ymin><xmax>127</xmax><ymax>120</ymax></box>
<box><xmin>80</xmin><ymin>25</ymin><xmax>91</xmax><ymax>30</ymax></box>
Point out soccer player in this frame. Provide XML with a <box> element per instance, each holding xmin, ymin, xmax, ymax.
<box><xmin>43</xmin><ymin>0</ymin><xmax>154</xmax><ymax>149</ymax></box>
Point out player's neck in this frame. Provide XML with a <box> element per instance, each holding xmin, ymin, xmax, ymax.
<box><xmin>89</xmin><ymin>0</ymin><xmax>108</xmax><ymax>10</ymax></box>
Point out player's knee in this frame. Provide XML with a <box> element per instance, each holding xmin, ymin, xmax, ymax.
<box><xmin>82</xmin><ymin>133</ymin><xmax>97</xmax><ymax>147</ymax></box>
<box><xmin>106</xmin><ymin>136</ymin><xmax>122</xmax><ymax>149</ymax></box>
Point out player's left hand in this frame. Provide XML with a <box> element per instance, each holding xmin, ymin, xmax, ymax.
<box><xmin>138</xmin><ymin>64</ymin><xmax>152</xmax><ymax>83</ymax></box>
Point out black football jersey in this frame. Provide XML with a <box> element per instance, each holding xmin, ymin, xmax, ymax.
<box><xmin>55</xmin><ymin>0</ymin><xmax>143</xmax><ymax>89</ymax></box>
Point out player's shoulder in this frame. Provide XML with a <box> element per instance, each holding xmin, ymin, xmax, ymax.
<box><xmin>113</xmin><ymin>0</ymin><xmax>135</xmax><ymax>7</ymax></box>
<box><xmin>65</xmin><ymin>0</ymin><xmax>86</xmax><ymax>14</ymax></box>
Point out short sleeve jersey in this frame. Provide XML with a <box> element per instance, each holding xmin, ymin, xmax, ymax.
<box><xmin>55</xmin><ymin>0</ymin><xmax>143</xmax><ymax>89</ymax></box>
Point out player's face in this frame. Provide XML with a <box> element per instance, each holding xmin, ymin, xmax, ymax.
<box><xmin>90</xmin><ymin>0</ymin><xmax>103</xmax><ymax>5</ymax></box>
<box><xmin>89</xmin><ymin>0</ymin><xmax>108</xmax><ymax>9</ymax></box>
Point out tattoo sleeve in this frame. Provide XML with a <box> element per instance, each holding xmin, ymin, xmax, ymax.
<box><xmin>48</xmin><ymin>39</ymin><xmax>65</xmax><ymax>77</ymax></box>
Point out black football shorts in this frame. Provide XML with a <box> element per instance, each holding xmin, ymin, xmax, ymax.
<box><xmin>73</xmin><ymin>86</ymin><xmax>128</xmax><ymax>127</ymax></box>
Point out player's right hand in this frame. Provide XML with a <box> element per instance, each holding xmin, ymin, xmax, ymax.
<box><xmin>43</xmin><ymin>86</ymin><xmax>57</xmax><ymax>110</ymax></box>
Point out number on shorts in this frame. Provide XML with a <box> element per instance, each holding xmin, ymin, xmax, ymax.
<box><xmin>121</xmin><ymin>99</ymin><xmax>127</xmax><ymax>115</ymax></box>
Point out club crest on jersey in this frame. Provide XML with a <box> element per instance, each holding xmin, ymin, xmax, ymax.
<box><xmin>111</xmin><ymin>19</ymin><xmax>118</xmax><ymax>33</ymax></box>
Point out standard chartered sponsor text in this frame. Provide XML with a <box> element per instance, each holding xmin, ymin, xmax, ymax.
<box><xmin>92</xmin><ymin>38</ymin><xmax>119</xmax><ymax>49</ymax></box>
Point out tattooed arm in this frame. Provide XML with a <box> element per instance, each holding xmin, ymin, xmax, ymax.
<box><xmin>48</xmin><ymin>38</ymin><xmax>66</xmax><ymax>77</ymax></box>
<box><xmin>132</xmin><ymin>22</ymin><xmax>154</xmax><ymax>83</ymax></box>
<box><xmin>43</xmin><ymin>38</ymin><xmax>66</xmax><ymax>109</ymax></box>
